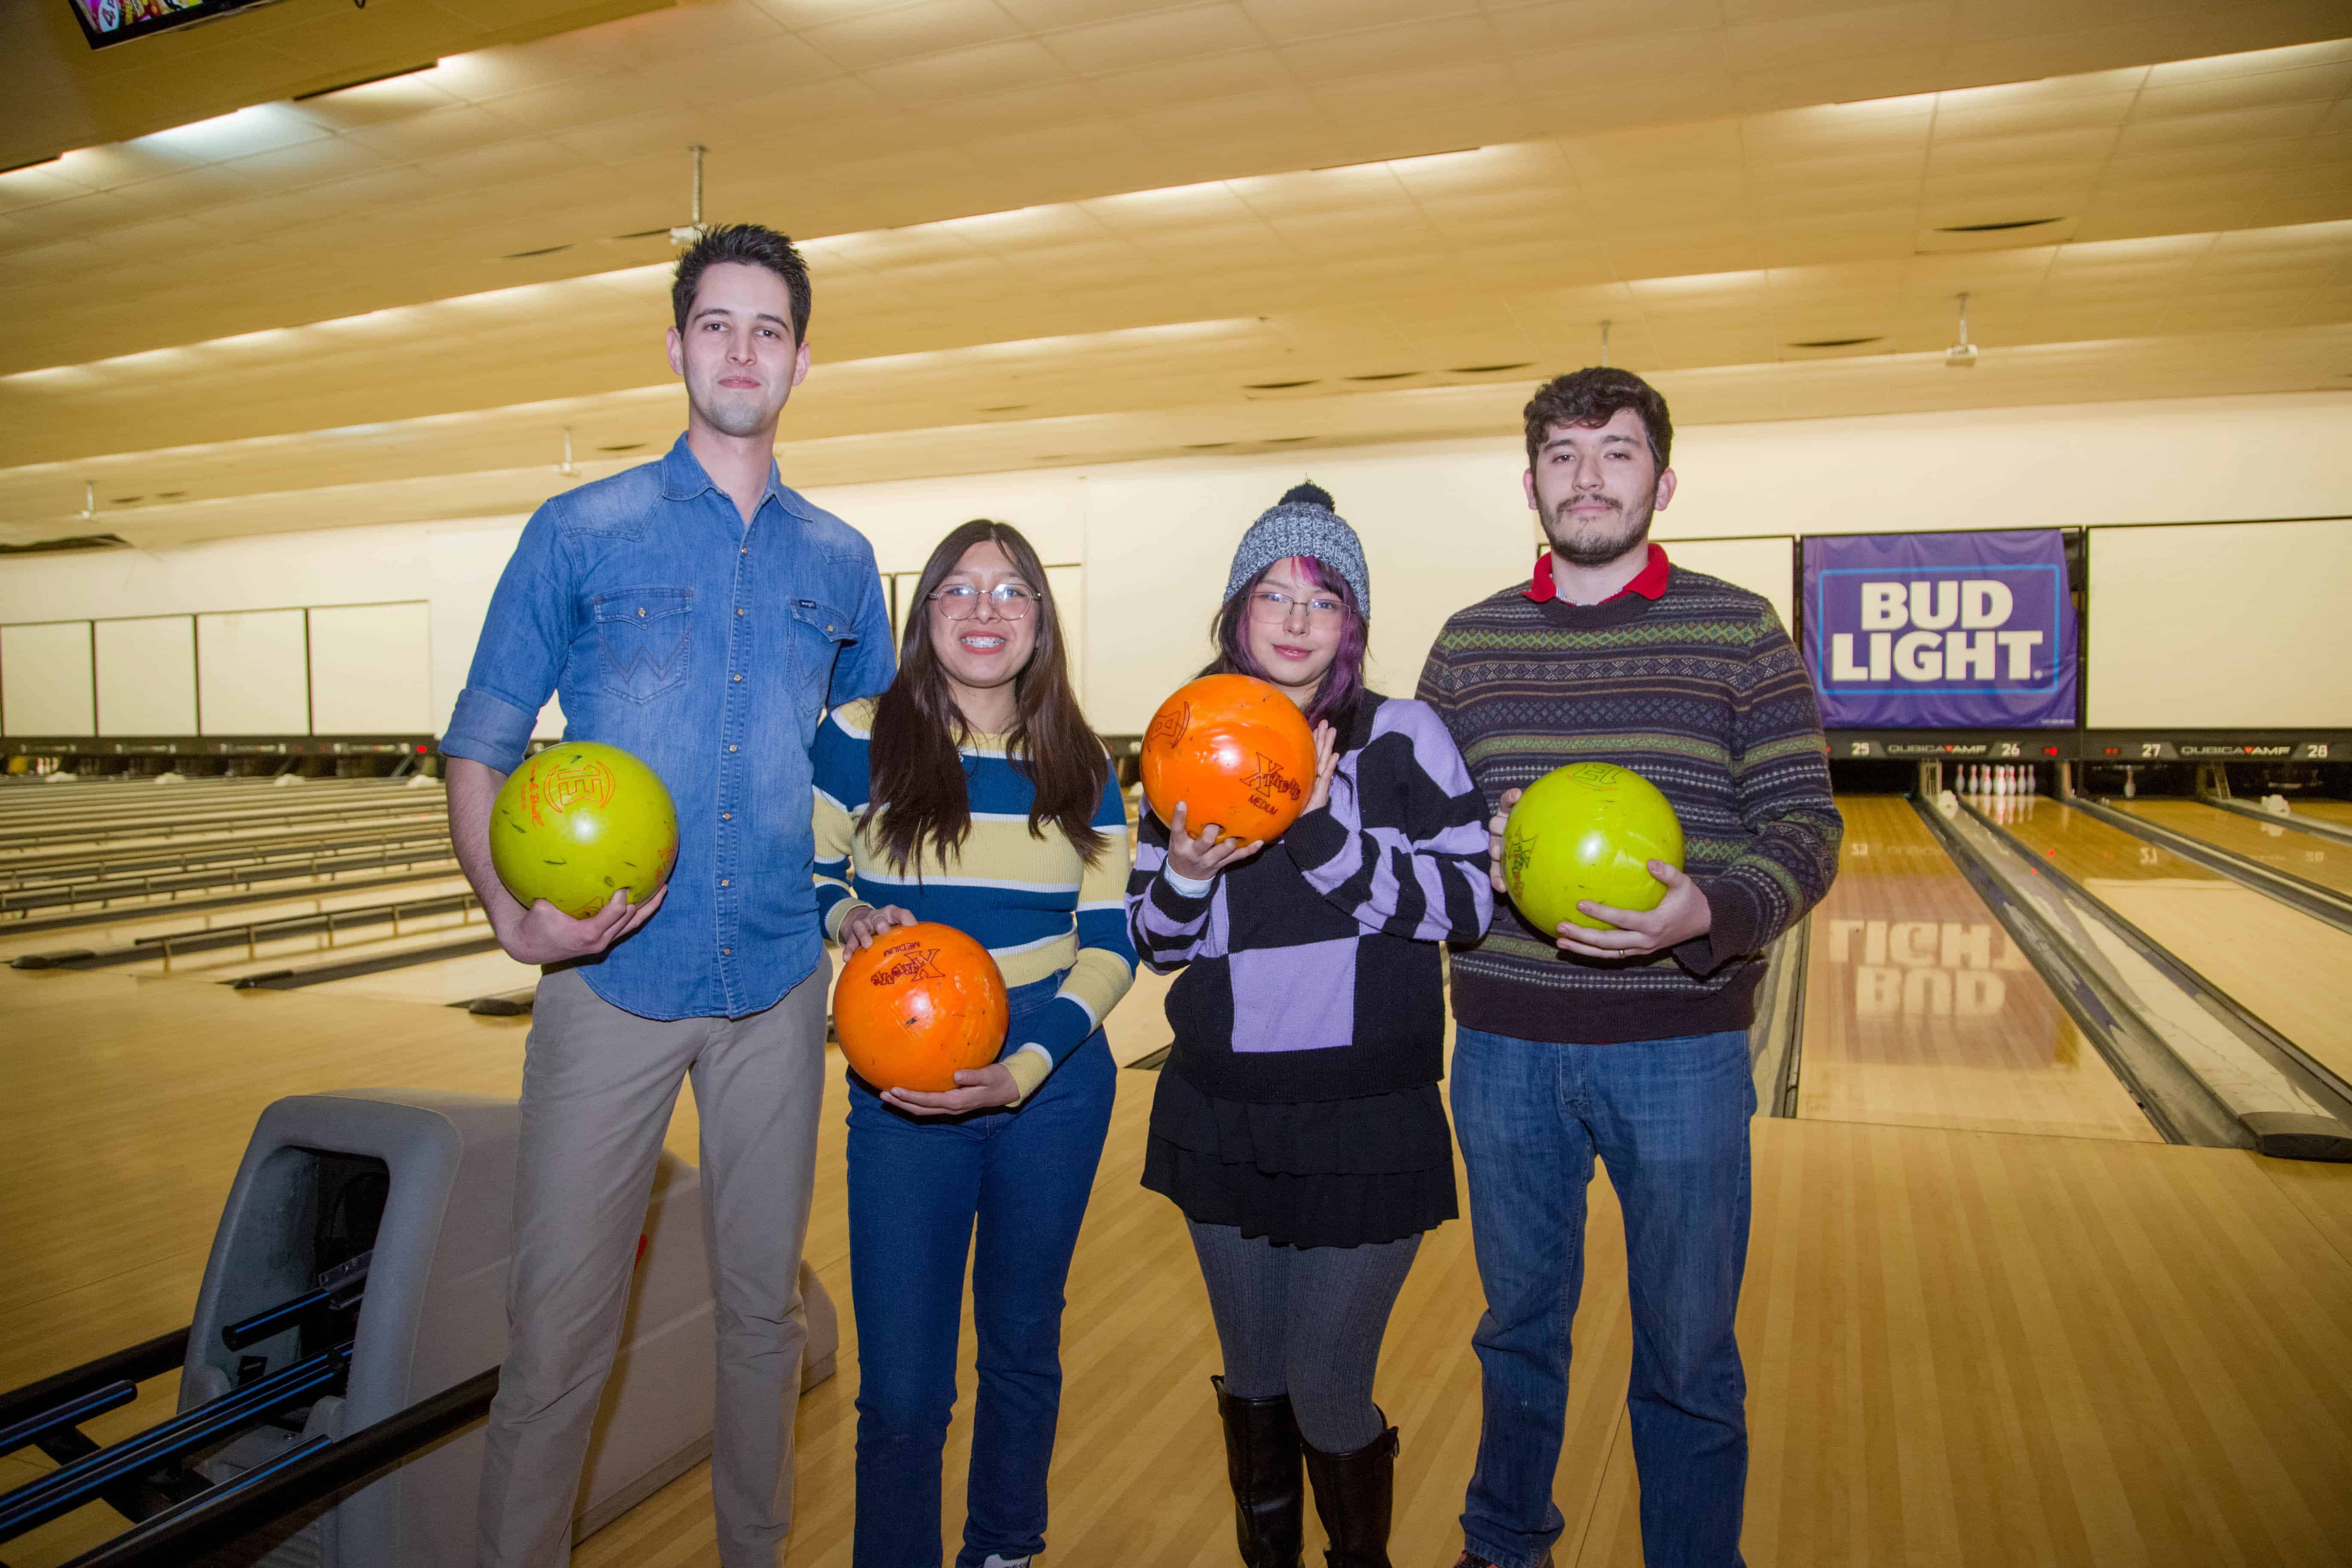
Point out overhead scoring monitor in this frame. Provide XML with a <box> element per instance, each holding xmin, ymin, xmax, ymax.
<box><xmin>67</xmin><ymin>0</ymin><xmax>284</xmax><ymax>50</ymax></box>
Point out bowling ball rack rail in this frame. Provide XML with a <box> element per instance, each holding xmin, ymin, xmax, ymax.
<box><xmin>13</xmin><ymin>890</ymin><xmax>483</xmax><ymax>972</ymax></box>
<box><xmin>0</xmin><ymin>1258</ymin><xmax>500</xmax><ymax>1568</ymax></box>
<box><xmin>2</xmin><ymin>842</ymin><xmax>460</xmax><ymax>918</ymax></box>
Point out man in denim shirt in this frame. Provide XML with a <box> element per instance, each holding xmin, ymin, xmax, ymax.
<box><xmin>441</xmin><ymin>225</ymin><xmax>892</xmax><ymax>1568</ymax></box>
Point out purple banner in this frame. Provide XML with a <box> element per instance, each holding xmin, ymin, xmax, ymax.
<box><xmin>1803</xmin><ymin>530</ymin><xmax>2076</xmax><ymax>729</ymax></box>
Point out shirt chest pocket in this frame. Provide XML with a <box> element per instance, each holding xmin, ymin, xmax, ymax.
<box><xmin>594</xmin><ymin>587</ymin><xmax>693</xmax><ymax>703</ymax></box>
<box><xmin>790</xmin><ymin>598</ymin><xmax>854</xmax><ymax>730</ymax></box>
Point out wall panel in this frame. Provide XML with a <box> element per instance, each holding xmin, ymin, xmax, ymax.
<box><xmin>95</xmin><ymin>616</ymin><xmax>198</xmax><ymax>735</ymax></box>
<box><xmin>2087</xmin><ymin>519</ymin><xmax>2352</xmax><ymax>729</ymax></box>
<box><xmin>1</xmin><ymin>622</ymin><xmax>95</xmax><ymax>737</ymax></box>
<box><xmin>197</xmin><ymin>609</ymin><xmax>309</xmax><ymax>735</ymax></box>
<box><xmin>309</xmin><ymin>602</ymin><xmax>432</xmax><ymax>734</ymax></box>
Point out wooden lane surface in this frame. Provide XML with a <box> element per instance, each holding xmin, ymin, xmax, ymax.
<box><xmin>2107</xmin><ymin>797</ymin><xmax>2352</xmax><ymax>899</ymax></box>
<box><xmin>1989</xmin><ymin>796</ymin><xmax>2352</xmax><ymax>1086</ymax></box>
<box><xmin>7</xmin><ymin>966</ymin><xmax>2352</xmax><ymax>1565</ymax></box>
<box><xmin>1572</xmin><ymin>1124</ymin><xmax>2352</xmax><ymax>1567</ymax></box>
<box><xmin>307</xmin><ymin>943</ymin><xmax>545</xmax><ymax>1006</ymax></box>
<box><xmin>2291</xmin><ymin>800</ymin><xmax>2352</xmax><ymax>829</ymax></box>
<box><xmin>1795</xmin><ymin>797</ymin><xmax>2158</xmax><ymax>1143</ymax></box>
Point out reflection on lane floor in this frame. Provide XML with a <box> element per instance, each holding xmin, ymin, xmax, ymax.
<box><xmin>310</xmin><ymin>944</ymin><xmax>542</xmax><ymax>1007</ymax></box>
<box><xmin>2107</xmin><ymin>798</ymin><xmax>2352</xmax><ymax>900</ymax></box>
<box><xmin>1799</xmin><ymin>797</ymin><xmax>2160</xmax><ymax>1143</ymax></box>
<box><xmin>1989</xmin><ymin>795</ymin><xmax>2352</xmax><ymax>1086</ymax></box>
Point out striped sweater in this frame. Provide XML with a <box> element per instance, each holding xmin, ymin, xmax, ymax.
<box><xmin>1127</xmin><ymin>692</ymin><xmax>1493</xmax><ymax>1101</ymax></box>
<box><xmin>812</xmin><ymin>698</ymin><xmax>1136</xmax><ymax>1089</ymax></box>
<box><xmin>1417</xmin><ymin>563</ymin><xmax>1841</xmax><ymax>1044</ymax></box>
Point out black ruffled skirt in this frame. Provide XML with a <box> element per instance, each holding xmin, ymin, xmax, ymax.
<box><xmin>1141</xmin><ymin>1066</ymin><xmax>1458</xmax><ymax>1250</ymax></box>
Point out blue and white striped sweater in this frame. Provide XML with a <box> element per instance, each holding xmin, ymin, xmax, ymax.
<box><xmin>812</xmin><ymin>698</ymin><xmax>1136</xmax><ymax>1077</ymax></box>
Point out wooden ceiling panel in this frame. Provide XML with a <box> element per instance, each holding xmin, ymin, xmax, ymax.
<box><xmin>3</xmin><ymin>5</ymin><xmax>2349</xmax><ymax>549</ymax></box>
<box><xmin>1044</xmin><ymin>3</ymin><xmax>1264</xmax><ymax>72</ymax></box>
<box><xmin>0</xmin><ymin>0</ymin><xmax>677</xmax><ymax>172</ymax></box>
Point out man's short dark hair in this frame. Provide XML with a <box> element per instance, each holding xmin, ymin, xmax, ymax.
<box><xmin>672</xmin><ymin>224</ymin><xmax>812</xmax><ymax>343</ymax></box>
<box><xmin>1524</xmin><ymin>368</ymin><xmax>1672</xmax><ymax>474</ymax></box>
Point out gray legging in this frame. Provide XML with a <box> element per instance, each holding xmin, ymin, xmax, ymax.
<box><xmin>1186</xmin><ymin>1219</ymin><xmax>1421</xmax><ymax>1454</ymax></box>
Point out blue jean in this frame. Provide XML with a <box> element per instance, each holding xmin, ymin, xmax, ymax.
<box><xmin>845</xmin><ymin>977</ymin><xmax>1117</xmax><ymax>1568</ymax></box>
<box><xmin>1451</xmin><ymin>1027</ymin><xmax>1754</xmax><ymax>1568</ymax></box>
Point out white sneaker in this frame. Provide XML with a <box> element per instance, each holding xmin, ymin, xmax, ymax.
<box><xmin>981</xmin><ymin>1558</ymin><xmax>1031</xmax><ymax>1568</ymax></box>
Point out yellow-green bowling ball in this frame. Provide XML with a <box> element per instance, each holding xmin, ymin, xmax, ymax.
<box><xmin>490</xmin><ymin>741</ymin><xmax>678</xmax><ymax>918</ymax></box>
<box><xmin>1502</xmin><ymin>762</ymin><xmax>1684</xmax><ymax>934</ymax></box>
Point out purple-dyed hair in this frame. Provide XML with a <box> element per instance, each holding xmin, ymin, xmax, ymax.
<box><xmin>1200</xmin><ymin>554</ymin><xmax>1368</xmax><ymax>732</ymax></box>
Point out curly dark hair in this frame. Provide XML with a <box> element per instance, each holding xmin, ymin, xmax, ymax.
<box><xmin>671</xmin><ymin>223</ymin><xmax>812</xmax><ymax>343</ymax></box>
<box><xmin>1523</xmin><ymin>368</ymin><xmax>1672</xmax><ymax>473</ymax></box>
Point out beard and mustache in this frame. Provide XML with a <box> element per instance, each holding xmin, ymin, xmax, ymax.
<box><xmin>1540</xmin><ymin>484</ymin><xmax>1658</xmax><ymax>568</ymax></box>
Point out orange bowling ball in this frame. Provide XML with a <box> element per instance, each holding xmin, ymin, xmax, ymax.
<box><xmin>1139</xmin><ymin>674</ymin><xmax>1318</xmax><ymax>845</ymax></box>
<box><xmin>832</xmin><ymin>922</ymin><xmax>1010</xmax><ymax>1092</ymax></box>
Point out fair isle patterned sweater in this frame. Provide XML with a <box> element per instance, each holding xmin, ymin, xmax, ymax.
<box><xmin>1417</xmin><ymin>565</ymin><xmax>1841</xmax><ymax>1044</ymax></box>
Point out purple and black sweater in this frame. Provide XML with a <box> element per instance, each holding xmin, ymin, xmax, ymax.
<box><xmin>1127</xmin><ymin>691</ymin><xmax>1493</xmax><ymax>1249</ymax></box>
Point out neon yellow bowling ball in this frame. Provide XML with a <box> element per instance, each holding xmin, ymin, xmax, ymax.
<box><xmin>489</xmin><ymin>741</ymin><xmax>678</xmax><ymax>918</ymax></box>
<box><xmin>1502</xmin><ymin>762</ymin><xmax>1684</xmax><ymax>934</ymax></box>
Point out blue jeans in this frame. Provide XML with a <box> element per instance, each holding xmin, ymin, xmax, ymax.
<box><xmin>845</xmin><ymin>977</ymin><xmax>1117</xmax><ymax>1568</ymax></box>
<box><xmin>1451</xmin><ymin>1027</ymin><xmax>1754</xmax><ymax>1568</ymax></box>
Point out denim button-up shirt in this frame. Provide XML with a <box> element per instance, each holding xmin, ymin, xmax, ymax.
<box><xmin>442</xmin><ymin>435</ymin><xmax>894</xmax><ymax>1020</ymax></box>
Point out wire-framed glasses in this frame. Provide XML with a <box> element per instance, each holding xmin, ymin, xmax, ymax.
<box><xmin>930</xmin><ymin>582</ymin><xmax>1037</xmax><ymax>620</ymax></box>
<box><xmin>1248</xmin><ymin>588</ymin><xmax>1345</xmax><ymax>623</ymax></box>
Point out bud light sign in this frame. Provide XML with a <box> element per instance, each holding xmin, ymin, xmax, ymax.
<box><xmin>1802</xmin><ymin>529</ymin><xmax>2076</xmax><ymax>729</ymax></box>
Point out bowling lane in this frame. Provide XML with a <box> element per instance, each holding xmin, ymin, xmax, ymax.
<box><xmin>2106</xmin><ymin>797</ymin><xmax>2352</xmax><ymax>899</ymax></box>
<box><xmin>1990</xmin><ymin>795</ymin><xmax>2352</xmax><ymax>1087</ymax></box>
<box><xmin>308</xmin><ymin>943</ymin><xmax>540</xmax><ymax>1006</ymax></box>
<box><xmin>2291</xmin><ymin>799</ymin><xmax>2352</xmax><ymax>830</ymax></box>
<box><xmin>1797</xmin><ymin>796</ymin><xmax>2161</xmax><ymax>1143</ymax></box>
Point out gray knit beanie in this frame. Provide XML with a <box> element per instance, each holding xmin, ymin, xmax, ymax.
<box><xmin>1221</xmin><ymin>482</ymin><xmax>1372</xmax><ymax>618</ymax></box>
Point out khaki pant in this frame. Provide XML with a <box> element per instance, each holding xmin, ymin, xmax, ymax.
<box><xmin>477</xmin><ymin>963</ymin><xmax>829</xmax><ymax>1568</ymax></box>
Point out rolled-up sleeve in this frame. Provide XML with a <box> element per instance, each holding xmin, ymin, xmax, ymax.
<box><xmin>836</xmin><ymin>560</ymin><xmax>896</xmax><ymax>705</ymax></box>
<box><xmin>440</xmin><ymin>512</ymin><xmax>570</xmax><ymax>775</ymax></box>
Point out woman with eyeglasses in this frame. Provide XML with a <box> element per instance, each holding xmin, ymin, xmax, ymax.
<box><xmin>1127</xmin><ymin>485</ymin><xmax>1492</xmax><ymax>1568</ymax></box>
<box><xmin>812</xmin><ymin>519</ymin><xmax>1135</xmax><ymax>1568</ymax></box>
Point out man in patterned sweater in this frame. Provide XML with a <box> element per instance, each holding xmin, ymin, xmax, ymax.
<box><xmin>1418</xmin><ymin>368</ymin><xmax>1840</xmax><ymax>1568</ymax></box>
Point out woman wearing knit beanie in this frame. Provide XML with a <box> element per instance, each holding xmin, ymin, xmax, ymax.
<box><xmin>1124</xmin><ymin>484</ymin><xmax>1495</xmax><ymax>1568</ymax></box>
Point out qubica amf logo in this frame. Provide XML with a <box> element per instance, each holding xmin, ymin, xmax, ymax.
<box><xmin>1817</xmin><ymin>570</ymin><xmax>2061</xmax><ymax>692</ymax></box>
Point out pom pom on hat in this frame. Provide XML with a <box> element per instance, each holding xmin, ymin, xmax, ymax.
<box><xmin>1278</xmin><ymin>481</ymin><xmax>1335</xmax><ymax>510</ymax></box>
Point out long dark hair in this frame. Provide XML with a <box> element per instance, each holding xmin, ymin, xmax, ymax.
<box><xmin>1200</xmin><ymin>553</ymin><xmax>1368</xmax><ymax>732</ymax></box>
<box><xmin>865</xmin><ymin>520</ymin><xmax>1108</xmax><ymax>871</ymax></box>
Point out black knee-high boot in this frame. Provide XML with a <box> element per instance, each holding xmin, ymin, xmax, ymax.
<box><xmin>1213</xmin><ymin>1375</ymin><xmax>1304</xmax><ymax>1568</ymax></box>
<box><xmin>1302</xmin><ymin>1415</ymin><xmax>1399</xmax><ymax>1568</ymax></box>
